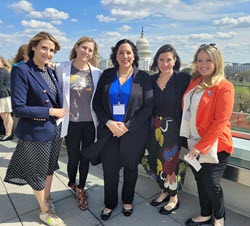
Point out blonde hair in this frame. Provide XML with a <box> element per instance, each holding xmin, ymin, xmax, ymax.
<box><xmin>0</xmin><ymin>56</ymin><xmax>11</xmax><ymax>72</ymax></box>
<box><xmin>27</xmin><ymin>31</ymin><xmax>60</xmax><ymax>59</ymax></box>
<box><xmin>69</xmin><ymin>36</ymin><xmax>99</xmax><ymax>67</ymax></box>
<box><xmin>191</xmin><ymin>44</ymin><xmax>225</xmax><ymax>91</ymax></box>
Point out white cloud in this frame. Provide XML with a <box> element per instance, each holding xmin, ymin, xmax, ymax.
<box><xmin>96</xmin><ymin>14</ymin><xmax>116</xmax><ymax>22</ymax></box>
<box><xmin>216</xmin><ymin>31</ymin><xmax>237</xmax><ymax>39</ymax></box>
<box><xmin>100</xmin><ymin>0</ymin><xmax>248</xmax><ymax>22</ymax></box>
<box><xmin>52</xmin><ymin>20</ymin><xmax>62</xmax><ymax>25</ymax></box>
<box><xmin>70</xmin><ymin>18</ymin><xmax>78</xmax><ymax>22</ymax></box>
<box><xmin>22</xmin><ymin>19</ymin><xmax>56</xmax><ymax>30</ymax></box>
<box><xmin>190</xmin><ymin>33</ymin><xmax>214</xmax><ymax>40</ymax></box>
<box><xmin>119</xmin><ymin>25</ymin><xmax>132</xmax><ymax>32</ymax></box>
<box><xmin>106</xmin><ymin>31</ymin><xmax>122</xmax><ymax>38</ymax></box>
<box><xmin>0</xmin><ymin>20</ymin><xmax>3</xmax><ymax>24</ymax></box>
<box><xmin>101</xmin><ymin>0</ymin><xmax>177</xmax><ymax>7</ymax></box>
<box><xmin>29</xmin><ymin>8</ymin><xmax>69</xmax><ymax>20</ymax></box>
<box><xmin>10</xmin><ymin>0</ymin><xmax>33</xmax><ymax>12</ymax></box>
<box><xmin>20</xmin><ymin>19</ymin><xmax>69</xmax><ymax>42</ymax></box>
<box><xmin>111</xmin><ymin>9</ymin><xmax>150</xmax><ymax>20</ymax></box>
<box><xmin>0</xmin><ymin>33</ymin><xmax>17</xmax><ymax>44</ymax></box>
<box><xmin>214</xmin><ymin>16</ymin><xmax>250</xmax><ymax>27</ymax></box>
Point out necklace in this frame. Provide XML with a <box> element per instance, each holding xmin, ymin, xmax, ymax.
<box><xmin>117</xmin><ymin>68</ymin><xmax>133</xmax><ymax>78</ymax></box>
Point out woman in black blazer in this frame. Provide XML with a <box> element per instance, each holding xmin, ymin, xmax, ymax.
<box><xmin>4</xmin><ymin>32</ymin><xmax>67</xmax><ymax>226</ymax></box>
<box><xmin>93</xmin><ymin>39</ymin><xmax>153</xmax><ymax>220</ymax></box>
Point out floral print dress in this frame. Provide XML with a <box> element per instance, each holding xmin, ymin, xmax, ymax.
<box><xmin>142</xmin><ymin>73</ymin><xmax>187</xmax><ymax>196</ymax></box>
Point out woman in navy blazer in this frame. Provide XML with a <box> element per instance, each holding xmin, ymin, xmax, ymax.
<box><xmin>93</xmin><ymin>39</ymin><xmax>153</xmax><ymax>220</ymax></box>
<box><xmin>4</xmin><ymin>32</ymin><xmax>67</xmax><ymax>226</ymax></box>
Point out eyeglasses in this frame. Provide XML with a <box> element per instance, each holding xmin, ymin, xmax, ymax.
<box><xmin>200</xmin><ymin>43</ymin><xmax>217</xmax><ymax>47</ymax></box>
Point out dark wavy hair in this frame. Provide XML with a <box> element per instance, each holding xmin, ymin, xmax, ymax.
<box><xmin>150</xmin><ymin>44</ymin><xmax>181</xmax><ymax>72</ymax></box>
<box><xmin>110</xmin><ymin>39</ymin><xmax>139</xmax><ymax>69</ymax></box>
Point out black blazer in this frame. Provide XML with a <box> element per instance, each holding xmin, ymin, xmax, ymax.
<box><xmin>93</xmin><ymin>67</ymin><xmax>153</xmax><ymax>169</ymax></box>
<box><xmin>0</xmin><ymin>68</ymin><xmax>10</xmax><ymax>98</ymax></box>
<box><xmin>11</xmin><ymin>59</ymin><xmax>63</xmax><ymax>141</ymax></box>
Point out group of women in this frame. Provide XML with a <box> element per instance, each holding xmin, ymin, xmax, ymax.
<box><xmin>3</xmin><ymin>31</ymin><xmax>234</xmax><ymax>226</ymax></box>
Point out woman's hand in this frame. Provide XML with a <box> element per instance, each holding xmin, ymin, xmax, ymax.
<box><xmin>188</xmin><ymin>148</ymin><xmax>200</xmax><ymax>159</ymax></box>
<box><xmin>106</xmin><ymin>120</ymin><xmax>128</xmax><ymax>137</ymax></box>
<box><xmin>117</xmin><ymin>122</ymin><xmax>129</xmax><ymax>134</ymax></box>
<box><xmin>50</xmin><ymin>108</ymin><xmax>68</xmax><ymax>118</ymax></box>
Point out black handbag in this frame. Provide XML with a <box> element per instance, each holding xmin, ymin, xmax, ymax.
<box><xmin>80</xmin><ymin>134</ymin><xmax>111</xmax><ymax>166</ymax></box>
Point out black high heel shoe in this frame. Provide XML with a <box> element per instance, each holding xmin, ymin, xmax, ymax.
<box><xmin>159</xmin><ymin>201</ymin><xmax>180</xmax><ymax>215</ymax></box>
<box><xmin>0</xmin><ymin>134</ymin><xmax>13</xmax><ymax>142</ymax></box>
<box><xmin>101</xmin><ymin>208</ymin><xmax>113</xmax><ymax>220</ymax></box>
<box><xmin>151</xmin><ymin>195</ymin><xmax>170</xmax><ymax>206</ymax></box>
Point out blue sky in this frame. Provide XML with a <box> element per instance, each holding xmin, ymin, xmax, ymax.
<box><xmin>0</xmin><ymin>0</ymin><xmax>250</xmax><ymax>64</ymax></box>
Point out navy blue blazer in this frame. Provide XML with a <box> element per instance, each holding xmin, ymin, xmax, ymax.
<box><xmin>11</xmin><ymin>59</ymin><xmax>63</xmax><ymax>142</ymax></box>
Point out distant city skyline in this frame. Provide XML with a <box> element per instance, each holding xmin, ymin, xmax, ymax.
<box><xmin>0</xmin><ymin>0</ymin><xmax>250</xmax><ymax>64</ymax></box>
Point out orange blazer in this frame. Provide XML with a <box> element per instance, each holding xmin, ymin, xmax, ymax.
<box><xmin>183</xmin><ymin>76</ymin><xmax>235</xmax><ymax>154</ymax></box>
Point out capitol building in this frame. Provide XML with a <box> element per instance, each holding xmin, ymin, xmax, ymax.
<box><xmin>135</xmin><ymin>27</ymin><xmax>153</xmax><ymax>71</ymax></box>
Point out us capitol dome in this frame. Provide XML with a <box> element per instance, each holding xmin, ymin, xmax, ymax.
<box><xmin>136</xmin><ymin>27</ymin><xmax>153</xmax><ymax>71</ymax></box>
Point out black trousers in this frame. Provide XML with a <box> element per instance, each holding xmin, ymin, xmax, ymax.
<box><xmin>101</xmin><ymin>136</ymin><xmax>138</xmax><ymax>210</ymax></box>
<box><xmin>191</xmin><ymin>151</ymin><xmax>230</xmax><ymax>219</ymax></box>
<box><xmin>65</xmin><ymin>121</ymin><xmax>95</xmax><ymax>188</ymax></box>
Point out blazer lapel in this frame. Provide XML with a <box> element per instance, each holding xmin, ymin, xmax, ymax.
<box><xmin>29</xmin><ymin>67</ymin><xmax>59</xmax><ymax>107</ymax></box>
<box><xmin>124</xmin><ymin>67</ymin><xmax>140</xmax><ymax>121</ymax></box>
<box><xmin>47</xmin><ymin>67</ymin><xmax>63</xmax><ymax>107</ymax></box>
<box><xmin>104</xmin><ymin>70</ymin><xmax>116</xmax><ymax>115</ymax></box>
<box><xmin>62</xmin><ymin>62</ymin><xmax>72</xmax><ymax>108</ymax></box>
<box><xmin>89</xmin><ymin>63</ymin><xmax>99</xmax><ymax>91</ymax></box>
<box><xmin>198</xmin><ymin>88</ymin><xmax>213</xmax><ymax>113</ymax></box>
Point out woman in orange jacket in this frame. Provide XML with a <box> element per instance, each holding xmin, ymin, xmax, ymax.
<box><xmin>180</xmin><ymin>43</ymin><xmax>234</xmax><ymax>226</ymax></box>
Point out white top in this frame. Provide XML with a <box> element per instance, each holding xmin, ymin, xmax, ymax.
<box><xmin>55</xmin><ymin>61</ymin><xmax>103</xmax><ymax>138</ymax></box>
<box><xmin>180</xmin><ymin>87</ymin><xmax>218</xmax><ymax>153</ymax></box>
<box><xmin>180</xmin><ymin>87</ymin><xmax>204</xmax><ymax>140</ymax></box>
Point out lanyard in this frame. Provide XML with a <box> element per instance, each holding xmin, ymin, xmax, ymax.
<box><xmin>117</xmin><ymin>70</ymin><xmax>132</xmax><ymax>104</ymax></box>
<box><xmin>118</xmin><ymin>81</ymin><xmax>123</xmax><ymax>104</ymax></box>
<box><xmin>187</xmin><ymin>89</ymin><xmax>196</xmax><ymax>112</ymax></box>
<box><xmin>187</xmin><ymin>79</ymin><xmax>204</xmax><ymax>112</ymax></box>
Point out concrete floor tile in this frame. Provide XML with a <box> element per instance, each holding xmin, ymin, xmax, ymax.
<box><xmin>0</xmin><ymin>217</ymin><xmax>22</xmax><ymax>226</ymax></box>
<box><xmin>0</xmin><ymin>189</ymin><xmax>18</xmax><ymax>223</ymax></box>
<box><xmin>134</xmin><ymin>173</ymin><xmax>161</xmax><ymax>200</ymax></box>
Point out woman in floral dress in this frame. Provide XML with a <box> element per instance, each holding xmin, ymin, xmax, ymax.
<box><xmin>142</xmin><ymin>44</ymin><xmax>190</xmax><ymax>215</ymax></box>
